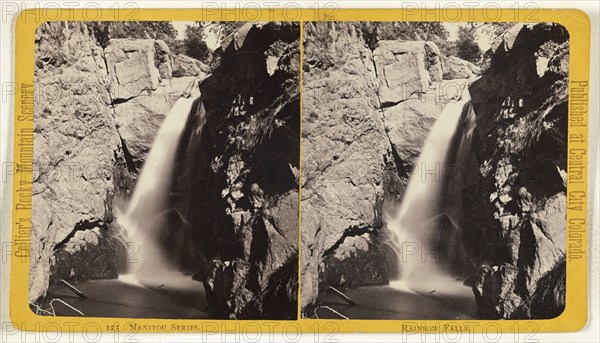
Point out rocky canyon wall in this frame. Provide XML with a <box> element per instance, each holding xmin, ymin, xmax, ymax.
<box><xmin>31</xmin><ymin>22</ymin><xmax>203</xmax><ymax>303</ymax></box>
<box><xmin>300</xmin><ymin>22</ymin><xmax>471</xmax><ymax>309</ymax></box>
<box><xmin>172</xmin><ymin>22</ymin><xmax>301</xmax><ymax>319</ymax></box>
<box><xmin>466</xmin><ymin>23</ymin><xmax>570</xmax><ymax>319</ymax></box>
<box><xmin>30</xmin><ymin>21</ymin><xmax>568</xmax><ymax>321</ymax></box>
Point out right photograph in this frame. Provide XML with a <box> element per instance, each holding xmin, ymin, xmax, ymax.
<box><xmin>300</xmin><ymin>22</ymin><xmax>569</xmax><ymax>320</ymax></box>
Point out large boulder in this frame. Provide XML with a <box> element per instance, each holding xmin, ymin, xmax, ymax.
<box><xmin>171</xmin><ymin>54</ymin><xmax>208</xmax><ymax>77</ymax></box>
<box><xmin>373</xmin><ymin>40</ymin><xmax>443</xmax><ymax>105</ymax></box>
<box><xmin>105</xmin><ymin>39</ymin><xmax>172</xmax><ymax>100</ymax></box>
<box><xmin>466</xmin><ymin>23</ymin><xmax>569</xmax><ymax>319</ymax></box>
<box><xmin>442</xmin><ymin>55</ymin><xmax>480</xmax><ymax>80</ymax></box>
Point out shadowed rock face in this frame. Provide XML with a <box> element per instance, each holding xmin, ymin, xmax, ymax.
<box><xmin>174</xmin><ymin>22</ymin><xmax>300</xmax><ymax>319</ymax></box>
<box><xmin>300</xmin><ymin>22</ymin><xmax>467</xmax><ymax>309</ymax></box>
<box><xmin>31</xmin><ymin>22</ymin><xmax>205</xmax><ymax>303</ymax></box>
<box><xmin>466</xmin><ymin>23</ymin><xmax>569</xmax><ymax>319</ymax></box>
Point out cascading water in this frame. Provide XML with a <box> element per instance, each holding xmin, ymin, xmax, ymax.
<box><xmin>45</xmin><ymin>80</ymin><xmax>210</xmax><ymax>318</ymax></box>
<box><xmin>117</xmin><ymin>79</ymin><xmax>204</xmax><ymax>287</ymax></box>
<box><xmin>316</xmin><ymin>82</ymin><xmax>480</xmax><ymax>319</ymax></box>
<box><xmin>388</xmin><ymin>82</ymin><xmax>475</xmax><ymax>292</ymax></box>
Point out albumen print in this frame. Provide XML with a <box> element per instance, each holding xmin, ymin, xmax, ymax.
<box><xmin>30</xmin><ymin>21</ymin><xmax>300</xmax><ymax>320</ymax></box>
<box><xmin>300</xmin><ymin>21</ymin><xmax>569</xmax><ymax>320</ymax></box>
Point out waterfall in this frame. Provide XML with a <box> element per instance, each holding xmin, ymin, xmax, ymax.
<box><xmin>117</xmin><ymin>80</ymin><xmax>203</xmax><ymax>287</ymax></box>
<box><xmin>388</xmin><ymin>82</ymin><xmax>475</xmax><ymax>291</ymax></box>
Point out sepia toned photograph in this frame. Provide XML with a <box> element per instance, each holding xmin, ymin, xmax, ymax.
<box><xmin>3</xmin><ymin>2</ymin><xmax>596</xmax><ymax>339</ymax></box>
<box><xmin>29</xmin><ymin>21</ymin><xmax>300</xmax><ymax>320</ymax></box>
<box><xmin>300</xmin><ymin>21</ymin><xmax>569</xmax><ymax>320</ymax></box>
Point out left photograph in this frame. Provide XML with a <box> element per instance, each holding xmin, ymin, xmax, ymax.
<box><xmin>30</xmin><ymin>21</ymin><xmax>300</xmax><ymax>320</ymax></box>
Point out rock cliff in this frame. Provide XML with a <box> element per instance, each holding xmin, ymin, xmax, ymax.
<box><xmin>33</xmin><ymin>21</ymin><xmax>299</xmax><ymax>319</ymax></box>
<box><xmin>466</xmin><ymin>23</ymin><xmax>569</xmax><ymax>319</ymax></box>
<box><xmin>31</xmin><ymin>21</ymin><xmax>567</xmax><ymax>320</ymax></box>
<box><xmin>300</xmin><ymin>22</ymin><xmax>468</xmax><ymax>309</ymax></box>
<box><xmin>173</xmin><ymin>22</ymin><xmax>300</xmax><ymax>319</ymax></box>
<box><xmin>31</xmin><ymin>22</ymin><xmax>205</xmax><ymax>303</ymax></box>
<box><xmin>300</xmin><ymin>22</ymin><xmax>568</xmax><ymax>319</ymax></box>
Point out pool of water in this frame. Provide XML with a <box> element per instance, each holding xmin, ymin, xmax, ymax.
<box><xmin>43</xmin><ymin>272</ymin><xmax>209</xmax><ymax>319</ymax></box>
<box><xmin>311</xmin><ymin>278</ymin><xmax>477</xmax><ymax>320</ymax></box>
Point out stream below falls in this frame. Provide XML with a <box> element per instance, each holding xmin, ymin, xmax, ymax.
<box><xmin>44</xmin><ymin>272</ymin><xmax>208</xmax><ymax>319</ymax></box>
<box><xmin>314</xmin><ymin>81</ymin><xmax>479</xmax><ymax>320</ymax></box>
<box><xmin>45</xmin><ymin>84</ymin><xmax>209</xmax><ymax>319</ymax></box>
<box><xmin>315</xmin><ymin>277</ymin><xmax>476</xmax><ymax>320</ymax></box>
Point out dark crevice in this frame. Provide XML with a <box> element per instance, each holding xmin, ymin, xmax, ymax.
<box><xmin>53</xmin><ymin>219</ymin><xmax>106</xmax><ymax>252</ymax></box>
<box><xmin>101</xmin><ymin>47</ymin><xmax>110</xmax><ymax>77</ymax></box>
<box><xmin>110</xmin><ymin>92</ymin><xmax>145</xmax><ymax>106</ymax></box>
<box><xmin>380</xmin><ymin>98</ymin><xmax>406</xmax><ymax>109</ymax></box>
<box><xmin>366</xmin><ymin>38</ymin><xmax>410</xmax><ymax>182</ymax></box>
<box><xmin>387</xmin><ymin>138</ymin><xmax>409</xmax><ymax>180</ymax></box>
<box><xmin>370</xmin><ymin>50</ymin><xmax>379</xmax><ymax>80</ymax></box>
<box><xmin>380</xmin><ymin>90</ymin><xmax>424</xmax><ymax>109</ymax></box>
<box><xmin>322</xmin><ymin>225</ymin><xmax>373</xmax><ymax>258</ymax></box>
<box><xmin>363</xmin><ymin>41</ymin><xmax>386</xmax><ymax>115</ymax></box>
<box><xmin>118</xmin><ymin>135</ymin><xmax>138</xmax><ymax>175</ymax></box>
<box><xmin>112</xmin><ymin>63</ymin><xmax>121</xmax><ymax>85</ymax></box>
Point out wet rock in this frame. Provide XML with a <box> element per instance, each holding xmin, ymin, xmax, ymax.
<box><xmin>466</xmin><ymin>23</ymin><xmax>569</xmax><ymax>319</ymax></box>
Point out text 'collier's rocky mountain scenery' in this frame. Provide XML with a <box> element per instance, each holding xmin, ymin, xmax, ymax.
<box><xmin>30</xmin><ymin>20</ymin><xmax>569</xmax><ymax>321</ymax></box>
